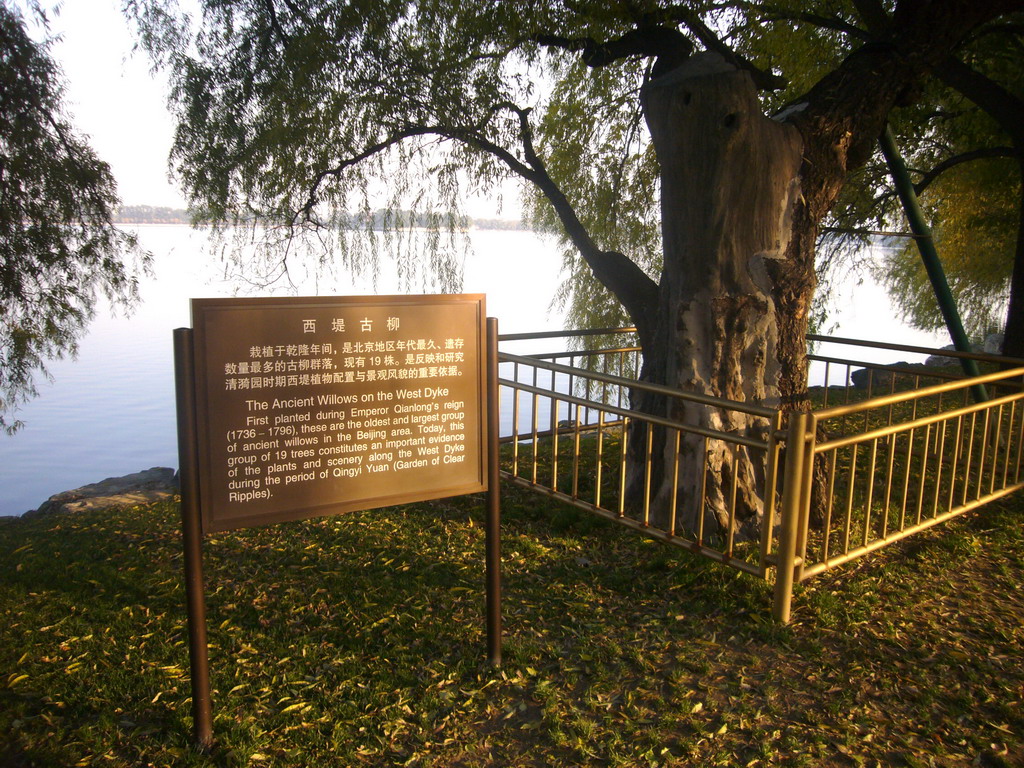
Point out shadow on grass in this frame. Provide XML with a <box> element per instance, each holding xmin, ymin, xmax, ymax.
<box><xmin>1</xmin><ymin>489</ymin><xmax>1022</xmax><ymax>766</ymax></box>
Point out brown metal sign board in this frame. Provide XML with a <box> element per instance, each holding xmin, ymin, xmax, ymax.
<box><xmin>191</xmin><ymin>294</ymin><xmax>487</xmax><ymax>532</ymax></box>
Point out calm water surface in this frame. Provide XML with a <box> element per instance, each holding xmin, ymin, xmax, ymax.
<box><xmin>0</xmin><ymin>228</ymin><xmax>943</xmax><ymax>516</ymax></box>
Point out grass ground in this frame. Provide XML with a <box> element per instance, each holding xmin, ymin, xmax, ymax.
<box><xmin>1</xmin><ymin>480</ymin><xmax>1021</xmax><ymax>767</ymax></box>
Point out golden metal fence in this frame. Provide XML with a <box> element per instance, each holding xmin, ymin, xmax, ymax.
<box><xmin>497</xmin><ymin>346</ymin><xmax>782</xmax><ymax>578</ymax></box>
<box><xmin>498</xmin><ymin>328</ymin><xmax>1024</xmax><ymax>622</ymax></box>
<box><xmin>799</xmin><ymin>369</ymin><xmax>1024</xmax><ymax>574</ymax></box>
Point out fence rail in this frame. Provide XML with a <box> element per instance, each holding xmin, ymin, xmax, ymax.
<box><xmin>497</xmin><ymin>350</ymin><xmax>781</xmax><ymax>578</ymax></box>
<box><xmin>799</xmin><ymin>367</ymin><xmax>1024</xmax><ymax>583</ymax></box>
<box><xmin>497</xmin><ymin>327</ymin><xmax>1024</xmax><ymax>621</ymax></box>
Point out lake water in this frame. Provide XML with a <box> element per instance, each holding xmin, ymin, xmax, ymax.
<box><xmin>0</xmin><ymin>227</ymin><xmax>945</xmax><ymax>516</ymax></box>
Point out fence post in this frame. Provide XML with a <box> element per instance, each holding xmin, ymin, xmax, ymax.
<box><xmin>772</xmin><ymin>411</ymin><xmax>810</xmax><ymax>624</ymax></box>
<box><xmin>173</xmin><ymin>328</ymin><xmax>214</xmax><ymax>749</ymax></box>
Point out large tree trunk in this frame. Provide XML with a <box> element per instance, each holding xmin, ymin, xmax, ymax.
<box><xmin>632</xmin><ymin>54</ymin><xmax>806</xmax><ymax>539</ymax></box>
<box><xmin>527</xmin><ymin>5</ymin><xmax>1013</xmax><ymax>541</ymax></box>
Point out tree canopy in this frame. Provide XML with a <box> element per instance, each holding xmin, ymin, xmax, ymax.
<box><xmin>127</xmin><ymin>0</ymin><xmax>1020</xmax><ymax>336</ymax></box>
<box><xmin>796</xmin><ymin>8</ymin><xmax>1024</xmax><ymax>347</ymax></box>
<box><xmin>0</xmin><ymin>1</ymin><xmax>144</xmax><ymax>433</ymax></box>
<box><xmin>126</xmin><ymin>0</ymin><xmax>1021</xmax><ymax>536</ymax></box>
<box><xmin>879</xmin><ymin>150</ymin><xmax>1017</xmax><ymax>340</ymax></box>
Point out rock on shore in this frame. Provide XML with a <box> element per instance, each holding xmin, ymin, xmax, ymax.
<box><xmin>21</xmin><ymin>467</ymin><xmax>179</xmax><ymax>518</ymax></box>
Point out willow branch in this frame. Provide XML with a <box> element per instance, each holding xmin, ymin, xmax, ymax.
<box><xmin>749</xmin><ymin>4</ymin><xmax>871</xmax><ymax>40</ymax></box>
<box><xmin>536</xmin><ymin>26</ymin><xmax>692</xmax><ymax>77</ymax></box>
<box><xmin>484</xmin><ymin>104</ymin><xmax>660</xmax><ymax>337</ymax></box>
<box><xmin>299</xmin><ymin>104</ymin><xmax>659</xmax><ymax>335</ymax></box>
<box><xmin>262</xmin><ymin>0</ymin><xmax>289</xmax><ymax>47</ymax></box>
<box><xmin>850</xmin><ymin>0</ymin><xmax>890</xmax><ymax>35</ymax></box>
<box><xmin>662</xmin><ymin>5</ymin><xmax>788</xmax><ymax>90</ymax></box>
<box><xmin>934</xmin><ymin>56</ymin><xmax>1024</xmax><ymax>144</ymax></box>
<box><xmin>296</xmin><ymin>128</ymin><xmax>439</xmax><ymax>224</ymax></box>
<box><xmin>449</xmin><ymin>104</ymin><xmax>662</xmax><ymax>327</ymax></box>
<box><xmin>913</xmin><ymin>146</ymin><xmax>1015</xmax><ymax>195</ymax></box>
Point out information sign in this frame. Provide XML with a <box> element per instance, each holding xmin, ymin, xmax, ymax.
<box><xmin>190</xmin><ymin>294</ymin><xmax>487</xmax><ymax>532</ymax></box>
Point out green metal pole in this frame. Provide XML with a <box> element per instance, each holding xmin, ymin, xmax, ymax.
<box><xmin>879</xmin><ymin>124</ymin><xmax>987</xmax><ymax>402</ymax></box>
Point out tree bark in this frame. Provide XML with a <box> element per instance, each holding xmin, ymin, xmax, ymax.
<box><xmin>635</xmin><ymin>53</ymin><xmax>805</xmax><ymax>538</ymax></box>
<box><xmin>532</xmin><ymin>1</ymin><xmax>1018</xmax><ymax>539</ymax></box>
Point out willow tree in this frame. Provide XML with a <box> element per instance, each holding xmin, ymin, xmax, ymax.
<box><xmin>746</xmin><ymin>7</ymin><xmax>1024</xmax><ymax>356</ymax></box>
<box><xmin>129</xmin><ymin>0</ymin><xmax>1018</xmax><ymax>536</ymax></box>
<box><xmin>0</xmin><ymin>1</ymin><xmax>143</xmax><ymax>433</ymax></box>
<box><xmin>870</xmin><ymin>12</ymin><xmax>1024</xmax><ymax>357</ymax></box>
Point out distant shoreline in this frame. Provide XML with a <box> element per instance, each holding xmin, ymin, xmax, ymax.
<box><xmin>114</xmin><ymin>205</ymin><xmax>529</xmax><ymax>231</ymax></box>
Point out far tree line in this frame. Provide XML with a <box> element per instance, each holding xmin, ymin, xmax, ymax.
<box><xmin>113</xmin><ymin>205</ymin><xmax>527</xmax><ymax>231</ymax></box>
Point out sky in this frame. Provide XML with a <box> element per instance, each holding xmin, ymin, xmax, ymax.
<box><xmin>47</xmin><ymin>0</ymin><xmax>185</xmax><ymax>207</ymax></box>
<box><xmin>43</xmin><ymin>0</ymin><xmax>518</xmax><ymax>216</ymax></box>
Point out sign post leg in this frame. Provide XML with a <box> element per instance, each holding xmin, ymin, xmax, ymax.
<box><xmin>173</xmin><ymin>328</ymin><xmax>214</xmax><ymax>749</ymax></box>
<box><xmin>485</xmin><ymin>318</ymin><xmax>502</xmax><ymax>666</ymax></box>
